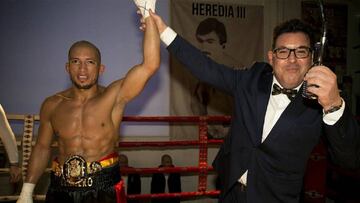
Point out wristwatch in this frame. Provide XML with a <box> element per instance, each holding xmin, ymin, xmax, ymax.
<box><xmin>324</xmin><ymin>99</ymin><xmax>343</xmax><ymax>114</ymax></box>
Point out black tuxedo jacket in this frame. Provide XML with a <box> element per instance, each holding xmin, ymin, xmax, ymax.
<box><xmin>167</xmin><ymin>35</ymin><xmax>360</xmax><ymax>202</ymax></box>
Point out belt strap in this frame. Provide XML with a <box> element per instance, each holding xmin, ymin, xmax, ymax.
<box><xmin>49</xmin><ymin>164</ymin><xmax>121</xmax><ymax>191</ymax></box>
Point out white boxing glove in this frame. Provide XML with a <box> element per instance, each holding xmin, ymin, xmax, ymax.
<box><xmin>17</xmin><ymin>183</ymin><xmax>35</xmax><ymax>203</ymax></box>
<box><xmin>133</xmin><ymin>0</ymin><xmax>157</xmax><ymax>18</ymax></box>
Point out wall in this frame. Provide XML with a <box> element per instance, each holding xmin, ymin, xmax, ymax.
<box><xmin>346</xmin><ymin>0</ymin><xmax>360</xmax><ymax>114</ymax></box>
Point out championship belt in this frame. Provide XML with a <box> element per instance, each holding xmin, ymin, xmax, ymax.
<box><xmin>62</xmin><ymin>155</ymin><xmax>102</xmax><ymax>187</ymax></box>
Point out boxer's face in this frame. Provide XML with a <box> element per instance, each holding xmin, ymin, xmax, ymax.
<box><xmin>66</xmin><ymin>46</ymin><xmax>104</xmax><ymax>90</ymax></box>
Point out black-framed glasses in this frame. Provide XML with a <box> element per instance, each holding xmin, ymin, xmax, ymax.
<box><xmin>273</xmin><ymin>46</ymin><xmax>312</xmax><ymax>59</ymax></box>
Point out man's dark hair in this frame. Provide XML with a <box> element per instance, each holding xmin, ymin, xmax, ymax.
<box><xmin>196</xmin><ymin>18</ymin><xmax>227</xmax><ymax>45</ymax></box>
<box><xmin>68</xmin><ymin>40</ymin><xmax>101</xmax><ymax>64</ymax></box>
<box><xmin>272</xmin><ymin>19</ymin><xmax>315</xmax><ymax>49</ymax></box>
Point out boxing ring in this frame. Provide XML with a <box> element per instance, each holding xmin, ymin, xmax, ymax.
<box><xmin>0</xmin><ymin>114</ymin><xmax>340</xmax><ymax>202</ymax></box>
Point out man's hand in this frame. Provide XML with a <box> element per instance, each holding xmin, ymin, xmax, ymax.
<box><xmin>17</xmin><ymin>183</ymin><xmax>35</xmax><ymax>203</ymax></box>
<box><xmin>139</xmin><ymin>10</ymin><xmax>168</xmax><ymax>35</ymax></box>
<box><xmin>9</xmin><ymin>164</ymin><xmax>22</xmax><ymax>183</ymax></box>
<box><xmin>304</xmin><ymin>65</ymin><xmax>342</xmax><ymax>111</ymax></box>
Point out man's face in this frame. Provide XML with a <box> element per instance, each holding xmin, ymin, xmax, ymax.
<box><xmin>196</xmin><ymin>31</ymin><xmax>224</xmax><ymax>60</ymax></box>
<box><xmin>161</xmin><ymin>155</ymin><xmax>172</xmax><ymax>167</ymax></box>
<box><xmin>268</xmin><ymin>32</ymin><xmax>312</xmax><ymax>89</ymax></box>
<box><xmin>66</xmin><ymin>46</ymin><xmax>104</xmax><ymax>90</ymax></box>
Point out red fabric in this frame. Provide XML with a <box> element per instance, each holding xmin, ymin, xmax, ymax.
<box><xmin>99</xmin><ymin>152</ymin><xmax>119</xmax><ymax>162</ymax></box>
<box><xmin>115</xmin><ymin>179</ymin><xmax>127</xmax><ymax>203</ymax></box>
<box><xmin>53</xmin><ymin>152</ymin><xmax>118</xmax><ymax>165</ymax></box>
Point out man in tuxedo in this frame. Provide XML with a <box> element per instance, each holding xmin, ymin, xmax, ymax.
<box><xmin>141</xmin><ymin>12</ymin><xmax>360</xmax><ymax>203</ymax></box>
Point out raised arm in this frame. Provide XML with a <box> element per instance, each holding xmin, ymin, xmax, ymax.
<box><xmin>149</xmin><ymin>12</ymin><xmax>238</xmax><ymax>94</ymax></box>
<box><xmin>304</xmin><ymin>65</ymin><xmax>360</xmax><ymax>168</ymax></box>
<box><xmin>114</xmin><ymin>12</ymin><xmax>160</xmax><ymax>104</ymax></box>
<box><xmin>17</xmin><ymin>98</ymin><xmax>55</xmax><ymax>203</ymax></box>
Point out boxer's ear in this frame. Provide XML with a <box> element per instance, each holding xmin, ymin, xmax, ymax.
<box><xmin>99</xmin><ymin>64</ymin><xmax>105</xmax><ymax>75</ymax></box>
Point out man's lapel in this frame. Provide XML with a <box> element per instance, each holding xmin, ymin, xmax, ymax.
<box><xmin>253</xmin><ymin>69</ymin><xmax>273</xmax><ymax>146</ymax></box>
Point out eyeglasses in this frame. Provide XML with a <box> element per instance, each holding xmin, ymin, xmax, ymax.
<box><xmin>273</xmin><ymin>46</ymin><xmax>312</xmax><ymax>59</ymax></box>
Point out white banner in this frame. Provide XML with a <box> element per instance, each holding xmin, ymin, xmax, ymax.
<box><xmin>170</xmin><ymin>0</ymin><xmax>264</xmax><ymax>140</ymax></box>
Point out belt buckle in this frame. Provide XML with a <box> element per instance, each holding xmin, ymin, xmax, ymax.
<box><xmin>63</xmin><ymin>155</ymin><xmax>90</xmax><ymax>186</ymax></box>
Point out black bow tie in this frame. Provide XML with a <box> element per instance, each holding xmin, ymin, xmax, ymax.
<box><xmin>271</xmin><ymin>83</ymin><xmax>297</xmax><ymax>100</ymax></box>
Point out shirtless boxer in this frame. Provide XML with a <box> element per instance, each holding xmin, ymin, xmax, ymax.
<box><xmin>17</xmin><ymin>8</ymin><xmax>159</xmax><ymax>203</ymax></box>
